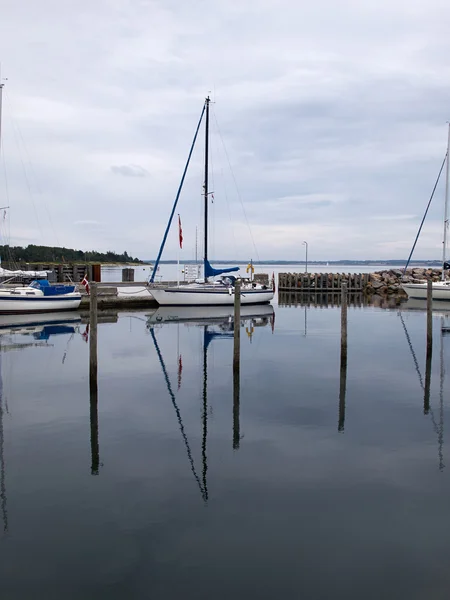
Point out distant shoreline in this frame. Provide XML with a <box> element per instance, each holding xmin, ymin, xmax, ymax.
<box><xmin>143</xmin><ymin>259</ymin><xmax>442</xmax><ymax>267</ymax></box>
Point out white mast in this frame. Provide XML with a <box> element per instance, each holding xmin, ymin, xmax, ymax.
<box><xmin>442</xmin><ymin>123</ymin><xmax>450</xmax><ymax>281</ymax></box>
<box><xmin>0</xmin><ymin>78</ymin><xmax>4</xmax><ymax>158</ymax></box>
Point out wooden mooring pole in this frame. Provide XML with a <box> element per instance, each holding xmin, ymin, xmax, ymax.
<box><xmin>233</xmin><ymin>280</ymin><xmax>241</xmax><ymax>449</ymax></box>
<box><xmin>426</xmin><ymin>279</ymin><xmax>433</xmax><ymax>350</ymax></box>
<box><xmin>424</xmin><ymin>279</ymin><xmax>433</xmax><ymax>414</ymax></box>
<box><xmin>89</xmin><ymin>282</ymin><xmax>100</xmax><ymax>474</ymax></box>
<box><xmin>338</xmin><ymin>282</ymin><xmax>348</xmax><ymax>432</ymax></box>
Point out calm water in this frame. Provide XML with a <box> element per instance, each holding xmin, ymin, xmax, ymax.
<box><xmin>0</xmin><ymin>298</ymin><xmax>449</xmax><ymax>599</ymax></box>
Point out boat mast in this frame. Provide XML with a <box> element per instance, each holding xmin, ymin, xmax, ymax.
<box><xmin>0</xmin><ymin>79</ymin><xmax>4</xmax><ymax>159</ymax></box>
<box><xmin>442</xmin><ymin>123</ymin><xmax>450</xmax><ymax>281</ymax></box>
<box><xmin>203</xmin><ymin>97</ymin><xmax>210</xmax><ymax>274</ymax></box>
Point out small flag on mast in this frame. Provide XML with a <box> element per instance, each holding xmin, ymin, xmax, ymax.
<box><xmin>178</xmin><ymin>214</ymin><xmax>183</xmax><ymax>249</ymax></box>
<box><xmin>81</xmin><ymin>274</ymin><xmax>90</xmax><ymax>296</ymax></box>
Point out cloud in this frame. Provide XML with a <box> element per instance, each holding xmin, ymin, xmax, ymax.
<box><xmin>110</xmin><ymin>164</ymin><xmax>148</xmax><ymax>178</ymax></box>
<box><xmin>0</xmin><ymin>0</ymin><xmax>449</xmax><ymax>259</ymax></box>
<box><xmin>74</xmin><ymin>220</ymin><xmax>102</xmax><ymax>228</ymax></box>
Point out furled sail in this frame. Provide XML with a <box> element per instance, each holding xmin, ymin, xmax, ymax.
<box><xmin>204</xmin><ymin>259</ymin><xmax>239</xmax><ymax>279</ymax></box>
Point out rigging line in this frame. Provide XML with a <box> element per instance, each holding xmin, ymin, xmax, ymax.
<box><xmin>399</xmin><ymin>313</ymin><xmax>424</xmax><ymax>390</ymax></box>
<box><xmin>212</xmin><ymin>109</ymin><xmax>260</xmax><ymax>263</ymax></box>
<box><xmin>5</xmin><ymin>101</ymin><xmax>43</xmax><ymax>242</ymax></box>
<box><xmin>403</xmin><ymin>151</ymin><xmax>447</xmax><ymax>277</ymax></box>
<box><xmin>209</xmin><ymin>120</ymin><xmax>216</xmax><ymax>261</ymax></box>
<box><xmin>150</xmin><ymin>103</ymin><xmax>206</xmax><ymax>283</ymax></box>
<box><xmin>399</xmin><ymin>311</ymin><xmax>440</xmax><ymax>436</ymax></box>
<box><xmin>149</xmin><ymin>327</ymin><xmax>207</xmax><ymax>502</ymax></box>
<box><xmin>4</xmin><ymin>89</ymin><xmax>60</xmax><ymax>247</ymax></box>
<box><xmin>1</xmin><ymin>147</ymin><xmax>15</xmax><ymax>268</ymax></box>
<box><xmin>220</xmin><ymin>167</ymin><xmax>238</xmax><ymax>256</ymax></box>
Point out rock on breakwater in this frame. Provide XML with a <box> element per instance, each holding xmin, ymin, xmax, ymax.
<box><xmin>366</xmin><ymin>268</ymin><xmax>448</xmax><ymax>296</ymax></box>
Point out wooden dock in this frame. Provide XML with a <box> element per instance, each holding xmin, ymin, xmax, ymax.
<box><xmin>278</xmin><ymin>272</ymin><xmax>369</xmax><ymax>292</ymax></box>
<box><xmin>279</xmin><ymin>290</ymin><xmax>365</xmax><ymax>308</ymax></box>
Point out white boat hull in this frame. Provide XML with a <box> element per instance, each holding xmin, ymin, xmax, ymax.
<box><xmin>401</xmin><ymin>281</ymin><xmax>450</xmax><ymax>300</ymax></box>
<box><xmin>0</xmin><ymin>293</ymin><xmax>81</xmax><ymax>313</ymax></box>
<box><xmin>150</xmin><ymin>286</ymin><xmax>274</xmax><ymax>306</ymax></box>
<box><xmin>147</xmin><ymin>303</ymin><xmax>274</xmax><ymax>323</ymax></box>
<box><xmin>0</xmin><ymin>311</ymin><xmax>82</xmax><ymax>333</ymax></box>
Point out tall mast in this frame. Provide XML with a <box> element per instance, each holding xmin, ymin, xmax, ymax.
<box><xmin>442</xmin><ymin>123</ymin><xmax>450</xmax><ymax>281</ymax></box>
<box><xmin>0</xmin><ymin>80</ymin><xmax>4</xmax><ymax>157</ymax></box>
<box><xmin>203</xmin><ymin>97</ymin><xmax>210</xmax><ymax>268</ymax></box>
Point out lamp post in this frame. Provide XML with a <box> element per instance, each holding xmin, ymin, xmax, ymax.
<box><xmin>303</xmin><ymin>241</ymin><xmax>308</xmax><ymax>274</ymax></box>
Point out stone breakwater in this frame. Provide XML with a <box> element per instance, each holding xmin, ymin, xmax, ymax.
<box><xmin>278</xmin><ymin>269</ymin><xmax>448</xmax><ymax>296</ymax></box>
<box><xmin>366</xmin><ymin>268</ymin><xmax>448</xmax><ymax>296</ymax></box>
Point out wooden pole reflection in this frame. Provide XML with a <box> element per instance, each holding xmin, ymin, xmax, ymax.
<box><xmin>233</xmin><ymin>280</ymin><xmax>241</xmax><ymax>448</ymax></box>
<box><xmin>89</xmin><ymin>283</ymin><xmax>100</xmax><ymax>475</ymax></box>
<box><xmin>338</xmin><ymin>283</ymin><xmax>348</xmax><ymax>432</ymax></box>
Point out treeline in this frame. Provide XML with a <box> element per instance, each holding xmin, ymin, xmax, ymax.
<box><xmin>0</xmin><ymin>244</ymin><xmax>143</xmax><ymax>264</ymax></box>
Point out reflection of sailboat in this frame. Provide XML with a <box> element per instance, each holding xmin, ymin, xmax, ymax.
<box><xmin>399</xmin><ymin>311</ymin><xmax>446</xmax><ymax>470</ymax></box>
<box><xmin>0</xmin><ymin>341</ymin><xmax>7</xmax><ymax>534</ymax></box>
<box><xmin>0</xmin><ymin>312</ymin><xmax>81</xmax><ymax>336</ymax></box>
<box><xmin>150</xmin><ymin>326</ymin><xmax>208</xmax><ymax>502</ymax></box>
<box><xmin>402</xmin><ymin>297</ymin><xmax>450</xmax><ymax>316</ymax></box>
<box><xmin>149</xmin><ymin>307</ymin><xmax>273</xmax><ymax>499</ymax></box>
<box><xmin>147</xmin><ymin>303</ymin><xmax>274</xmax><ymax>325</ymax></box>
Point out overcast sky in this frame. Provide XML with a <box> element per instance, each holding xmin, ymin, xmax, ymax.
<box><xmin>1</xmin><ymin>0</ymin><xmax>450</xmax><ymax>261</ymax></box>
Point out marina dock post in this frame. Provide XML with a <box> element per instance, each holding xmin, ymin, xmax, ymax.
<box><xmin>427</xmin><ymin>279</ymin><xmax>433</xmax><ymax>350</ymax></box>
<box><xmin>89</xmin><ymin>282</ymin><xmax>98</xmax><ymax>388</ymax></box>
<box><xmin>424</xmin><ymin>279</ymin><xmax>433</xmax><ymax>414</ymax></box>
<box><xmin>339</xmin><ymin>282</ymin><xmax>348</xmax><ymax>431</ymax></box>
<box><xmin>233</xmin><ymin>280</ymin><xmax>241</xmax><ymax>448</ymax></box>
<box><xmin>233</xmin><ymin>280</ymin><xmax>241</xmax><ymax>368</ymax></box>
<box><xmin>89</xmin><ymin>282</ymin><xmax>100</xmax><ymax>474</ymax></box>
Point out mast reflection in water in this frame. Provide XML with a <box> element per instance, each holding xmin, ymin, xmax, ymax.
<box><xmin>147</xmin><ymin>304</ymin><xmax>275</xmax><ymax>501</ymax></box>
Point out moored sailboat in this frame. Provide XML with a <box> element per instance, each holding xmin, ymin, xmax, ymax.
<box><xmin>0</xmin><ymin>81</ymin><xmax>81</xmax><ymax>314</ymax></box>
<box><xmin>402</xmin><ymin>124</ymin><xmax>450</xmax><ymax>300</ymax></box>
<box><xmin>148</xmin><ymin>97</ymin><xmax>274</xmax><ymax>306</ymax></box>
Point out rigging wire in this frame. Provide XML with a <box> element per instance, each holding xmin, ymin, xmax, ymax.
<box><xmin>212</xmin><ymin>108</ymin><xmax>260</xmax><ymax>263</ymax></box>
<box><xmin>403</xmin><ymin>151</ymin><xmax>447</xmax><ymax>277</ymax></box>
<box><xmin>210</xmin><ymin>112</ymin><xmax>238</xmax><ymax>258</ymax></box>
<box><xmin>209</xmin><ymin>118</ymin><xmax>215</xmax><ymax>261</ymax></box>
<box><xmin>399</xmin><ymin>312</ymin><xmax>441</xmax><ymax>439</ymax></box>
<box><xmin>1</xmin><ymin>147</ymin><xmax>17</xmax><ymax>268</ymax></box>
<box><xmin>220</xmin><ymin>166</ymin><xmax>238</xmax><ymax>257</ymax></box>
<box><xmin>149</xmin><ymin>327</ymin><xmax>207</xmax><ymax>502</ymax></box>
<box><xmin>3</xmin><ymin>95</ymin><xmax>43</xmax><ymax>242</ymax></box>
<box><xmin>5</xmin><ymin>89</ymin><xmax>60</xmax><ymax>247</ymax></box>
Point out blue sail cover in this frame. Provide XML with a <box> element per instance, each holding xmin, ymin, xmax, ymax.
<box><xmin>204</xmin><ymin>329</ymin><xmax>234</xmax><ymax>351</ymax></box>
<box><xmin>204</xmin><ymin>259</ymin><xmax>239</xmax><ymax>279</ymax></box>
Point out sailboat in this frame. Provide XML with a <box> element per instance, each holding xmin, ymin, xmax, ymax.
<box><xmin>148</xmin><ymin>97</ymin><xmax>274</xmax><ymax>306</ymax></box>
<box><xmin>402</xmin><ymin>125</ymin><xmax>450</xmax><ymax>300</ymax></box>
<box><xmin>0</xmin><ymin>81</ymin><xmax>81</xmax><ymax>313</ymax></box>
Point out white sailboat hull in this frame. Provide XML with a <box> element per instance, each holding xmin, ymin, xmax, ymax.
<box><xmin>147</xmin><ymin>303</ymin><xmax>274</xmax><ymax>323</ymax></box>
<box><xmin>150</xmin><ymin>286</ymin><xmax>274</xmax><ymax>306</ymax></box>
<box><xmin>0</xmin><ymin>291</ymin><xmax>81</xmax><ymax>313</ymax></box>
<box><xmin>401</xmin><ymin>281</ymin><xmax>450</xmax><ymax>300</ymax></box>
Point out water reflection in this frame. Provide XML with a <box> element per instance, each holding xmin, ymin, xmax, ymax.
<box><xmin>147</xmin><ymin>304</ymin><xmax>275</xmax><ymax>499</ymax></box>
<box><xmin>89</xmin><ymin>368</ymin><xmax>100</xmax><ymax>476</ymax></box>
<box><xmin>0</xmin><ymin>346</ymin><xmax>8</xmax><ymax>534</ymax></box>
<box><xmin>0</xmin><ymin>312</ymin><xmax>85</xmax><ymax>536</ymax></box>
